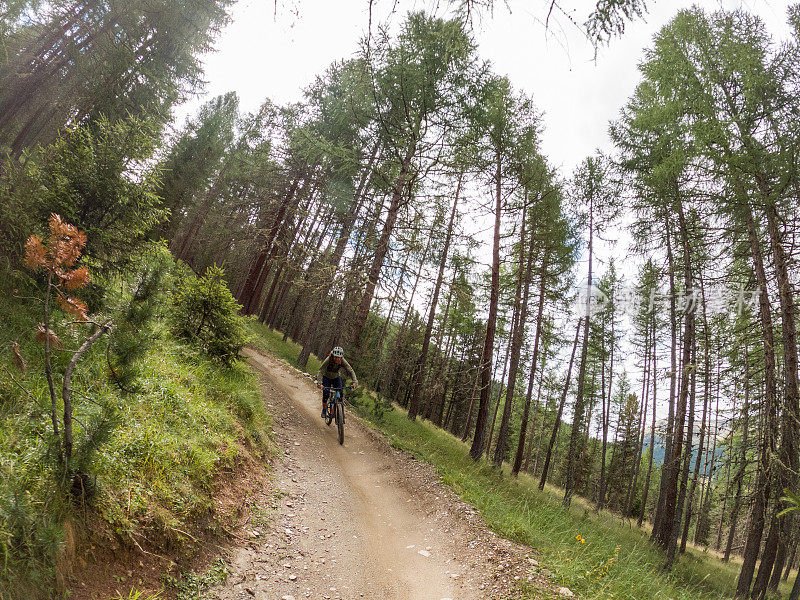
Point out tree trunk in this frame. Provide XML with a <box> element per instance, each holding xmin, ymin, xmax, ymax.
<box><xmin>563</xmin><ymin>194</ymin><xmax>594</xmax><ymax>507</ymax></box>
<box><xmin>735</xmin><ymin>205</ymin><xmax>779</xmax><ymax>600</ymax></box>
<box><xmin>350</xmin><ymin>146</ymin><xmax>415</xmax><ymax>348</ymax></box>
<box><xmin>680</xmin><ymin>279</ymin><xmax>712</xmax><ymax>553</ymax></box>
<box><xmin>661</xmin><ymin>201</ymin><xmax>696</xmax><ymax>568</ymax></box>
<box><xmin>239</xmin><ymin>176</ymin><xmax>302</xmax><ymax>314</ymax></box>
<box><xmin>724</xmin><ymin>340</ymin><xmax>750</xmax><ymax>561</ymax></box>
<box><xmin>493</xmin><ymin>204</ymin><xmax>534</xmax><ymax>469</ymax></box>
<box><xmin>652</xmin><ymin>217</ymin><xmax>679</xmax><ymax>541</ymax></box>
<box><xmin>601</xmin><ymin>297</ymin><xmax>618</xmax><ymax>512</ymax></box>
<box><xmin>512</xmin><ymin>251</ymin><xmax>549</xmax><ymax>476</ymax></box>
<box><xmin>382</xmin><ymin>225</ymin><xmax>434</xmax><ymax>396</ymax></box>
<box><xmin>750</xmin><ymin>199</ymin><xmax>800</xmax><ymax>600</ymax></box>
<box><xmin>296</xmin><ymin>144</ymin><xmax>379</xmax><ymax>367</ymax></box>
<box><xmin>469</xmin><ymin>155</ymin><xmax>503</xmax><ymax>461</ymax></box>
<box><xmin>638</xmin><ymin>315</ymin><xmax>657</xmax><ymax>529</ymax></box>
<box><xmin>486</xmin><ymin>347</ymin><xmax>511</xmax><ymax>459</ymax></box>
<box><xmin>408</xmin><ymin>176</ymin><xmax>461</xmax><ymax>419</ymax></box>
<box><xmin>540</xmin><ymin>318</ymin><xmax>582</xmax><ymax>491</ymax></box>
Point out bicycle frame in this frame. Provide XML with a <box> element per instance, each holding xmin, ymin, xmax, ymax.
<box><xmin>321</xmin><ymin>384</ymin><xmax>352</xmax><ymax>445</ymax></box>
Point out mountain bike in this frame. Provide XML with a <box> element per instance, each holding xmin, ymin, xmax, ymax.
<box><xmin>322</xmin><ymin>384</ymin><xmax>353</xmax><ymax>445</ymax></box>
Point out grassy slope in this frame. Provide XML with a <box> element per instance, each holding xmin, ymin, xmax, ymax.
<box><xmin>250</xmin><ymin>326</ymin><xmax>793</xmax><ymax>600</ymax></box>
<box><xmin>0</xmin><ymin>275</ymin><xmax>271</xmax><ymax>598</ymax></box>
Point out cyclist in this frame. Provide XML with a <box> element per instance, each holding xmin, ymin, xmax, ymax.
<box><xmin>317</xmin><ymin>346</ymin><xmax>359</xmax><ymax>418</ymax></box>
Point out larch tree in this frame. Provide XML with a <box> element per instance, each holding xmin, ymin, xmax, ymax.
<box><xmin>562</xmin><ymin>154</ymin><xmax>618</xmax><ymax>507</ymax></box>
<box><xmin>349</xmin><ymin>12</ymin><xmax>476</xmax><ymax>349</ymax></box>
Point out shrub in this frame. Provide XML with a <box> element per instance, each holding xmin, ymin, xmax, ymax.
<box><xmin>172</xmin><ymin>265</ymin><xmax>248</xmax><ymax>366</ymax></box>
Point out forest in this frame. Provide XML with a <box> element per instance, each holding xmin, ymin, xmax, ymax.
<box><xmin>0</xmin><ymin>1</ymin><xmax>799</xmax><ymax>599</ymax></box>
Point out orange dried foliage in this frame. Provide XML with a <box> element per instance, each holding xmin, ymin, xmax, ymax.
<box><xmin>24</xmin><ymin>214</ymin><xmax>91</xmax><ymax>321</ymax></box>
<box><xmin>58</xmin><ymin>296</ymin><xmax>89</xmax><ymax>321</ymax></box>
<box><xmin>35</xmin><ymin>324</ymin><xmax>63</xmax><ymax>349</ymax></box>
<box><xmin>47</xmin><ymin>213</ymin><xmax>86</xmax><ymax>269</ymax></box>
<box><xmin>24</xmin><ymin>235</ymin><xmax>46</xmax><ymax>270</ymax></box>
<box><xmin>62</xmin><ymin>266</ymin><xmax>90</xmax><ymax>291</ymax></box>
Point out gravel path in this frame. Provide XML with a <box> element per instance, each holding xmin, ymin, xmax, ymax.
<box><xmin>213</xmin><ymin>348</ymin><xmax>543</xmax><ymax>600</ymax></box>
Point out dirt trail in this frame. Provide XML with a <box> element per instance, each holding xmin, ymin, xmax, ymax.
<box><xmin>214</xmin><ymin>348</ymin><xmax>539</xmax><ymax>600</ymax></box>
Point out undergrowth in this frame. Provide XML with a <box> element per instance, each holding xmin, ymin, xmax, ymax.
<box><xmin>0</xmin><ymin>258</ymin><xmax>270</xmax><ymax>599</ymax></box>
<box><xmin>162</xmin><ymin>558</ymin><xmax>229</xmax><ymax>600</ymax></box>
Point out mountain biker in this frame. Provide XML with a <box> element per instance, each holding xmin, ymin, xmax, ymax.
<box><xmin>317</xmin><ymin>346</ymin><xmax>358</xmax><ymax>418</ymax></box>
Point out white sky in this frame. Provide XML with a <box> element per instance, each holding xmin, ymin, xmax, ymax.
<box><xmin>179</xmin><ymin>0</ymin><xmax>793</xmax><ymax>174</ymax></box>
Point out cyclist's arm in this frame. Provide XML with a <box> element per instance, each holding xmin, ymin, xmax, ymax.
<box><xmin>341</xmin><ymin>358</ymin><xmax>358</xmax><ymax>386</ymax></box>
<box><xmin>317</xmin><ymin>356</ymin><xmax>330</xmax><ymax>385</ymax></box>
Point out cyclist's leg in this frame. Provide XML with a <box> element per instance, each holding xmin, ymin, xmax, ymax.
<box><xmin>321</xmin><ymin>376</ymin><xmax>334</xmax><ymax>417</ymax></box>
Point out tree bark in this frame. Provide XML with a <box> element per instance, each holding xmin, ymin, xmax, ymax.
<box><xmin>350</xmin><ymin>146</ymin><xmax>415</xmax><ymax>348</ymax></box>
<box><xmin>735</xmin><ymin>205</ymin><xmax>779</xmax><ymax>600</ymax></box>
<box><xmin>563</xmin><ymin>192</ymin><xmax>594</xmax><ymax>507</ymax></box>
<box><xmin>724</xmin><ymin>340</ymin><xmax>750</xmax><ymax>561</ymax></box>
<box><xmin>493</xmin><ymin>204</ymin><xmax>534</xmax><ymax>469</ymax></box>
<box><xmin>638</xmin><ymin>315</ymin><xmax>658</xmax><ymax>528</ymax></box>
<box><xmin>239</xmin><ymin>176</ymin><xmax>302</xmax><ymax>314</ymax></box>
<box><xmin>512</xmin><ymin>250</ymin><xmax>549</xmax><ymax>476</ymax></box>
<box><xmin>408</xmin><ymin>176</ymin><xmax>461</xmax><ymax>419</ymax></box>
<box><xmin>296</xmin><ymin>144</ymin><xmax>379</xmax><ymax>367</ymax></box>
<box><xmin>469</xmin><ymin>155</ymin><xmax>503</xmax><ymax>460</ymax></box>
<box><xmin>680</xmin><ymin>279</ymin><xmax>712</xmax><ymax>553</ymax></box>
<box><xmin>661</xmin><ymin>200</ymin><xmax>695</xmax><ymax>569</ymax></box>
<box><xmin>540</xmin><ymin>318</ymin><xmax>582</xmax><ymax>491</ymax></box>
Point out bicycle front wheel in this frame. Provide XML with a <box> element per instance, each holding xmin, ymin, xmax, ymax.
<box><xmin>336</xmin><ymin>403</ymin><xmax>344</xmax><ymax>445</ymax></box>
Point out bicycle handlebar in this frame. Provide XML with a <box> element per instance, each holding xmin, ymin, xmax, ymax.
<box><xmin>319</xmin><ymin>384</ymin><xmax>356</xmax><ymax>390</ymax></box>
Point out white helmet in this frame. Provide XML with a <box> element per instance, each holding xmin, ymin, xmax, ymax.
<box><xmin>332</xmin><ymin>346</ymin><xmax>344</xmax><ymax>358</ymax></box>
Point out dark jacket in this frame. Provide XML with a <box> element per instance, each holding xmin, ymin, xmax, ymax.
<box><xmin>317</xmin><ymin>355</ymin><xmax>358</xmax><ymax>385</ymax></box>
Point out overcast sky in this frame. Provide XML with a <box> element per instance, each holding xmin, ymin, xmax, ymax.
<box><xmin>178</xmin><ymin>0</ymin><xmax>793</xmax><ymax>174</ymax></box>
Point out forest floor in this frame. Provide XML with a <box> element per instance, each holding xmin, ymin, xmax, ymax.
<box><xmin>211</xmin><ymin>346</ymin><xmax>549</xmax><ymax>600</ymax></box>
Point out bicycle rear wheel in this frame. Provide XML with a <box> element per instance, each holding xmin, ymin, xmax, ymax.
<box><xmin>335</xmin><ymin>403</ymin><xmax>344</xmax><ymax>445</ymax></box>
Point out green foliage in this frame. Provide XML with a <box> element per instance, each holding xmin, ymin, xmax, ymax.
<box><xmin>107</xmin><ymin>590</ymin><xmax>162</xmax><ymax>600</ymax></box>
<box><xmin>172</xmin><ymin>265</ymin><xmax>249</xmax><ymax>366</ymax></box>
<box><xmin>349</xmin><ymin>389</ymin><xmax>391</xmax><ymax>424</ymax></box>
<box><xmin>106</xmin><ymin>245</ymin><xmax>173</xmax><ymax>393</ymax></box>
<box><xmin>0</xmin><ymin>117</ymin><xmax>166</xmax><ymax>275</ymax></box>
<box><xmin>0</xmin><ymin>0</ymin><xmax>233</xmax><ymax>155</ymax></box>
<box><xmin>778</xmin><ymin>489</ymin><xmax>800</xmax><ymax>518</ymax></box>
<box><xmin>163</xmin><ymin>558</ymin><xmax>229</xmax><ymax>600</ymax></box>
<box><xmin>156</xmin><ymin>92</ymin><xmax>239</xmax><ymax>239</ymax></box>
<box><xmin>0</xmin><ymin>256</ymin><xmax>269</xmax><ymax>597</ymax></box>
<box><xmin>586</xmin><ymin>0</ymin><xmax>648</xmax><ymax>45</ymax></box>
